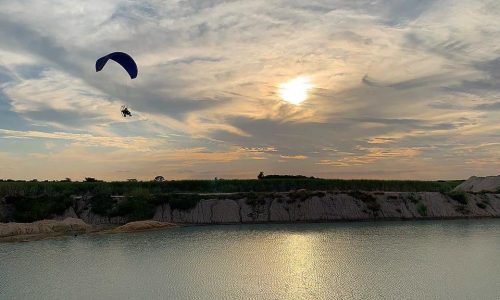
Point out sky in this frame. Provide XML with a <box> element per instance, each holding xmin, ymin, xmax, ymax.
<box><xmin>0</xmin><ymin>0</ymin><xmax>499</xmax><ymax>181</ymax></box>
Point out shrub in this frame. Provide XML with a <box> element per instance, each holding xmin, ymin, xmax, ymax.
<box><xmin>154</xmin><ymin>176</ymin><xmax>165</xmax><ymax>182</ymax></box>
<box><xmin>455</xmin><ymin>205</ymin><xmax>470</xmax><ymax>215</ymax></box>
<box><xmin>476</xmin><ymin>202</ymin><xmax>487</xmax><ymax>209</ymax></box>
<box><xmin>155</xmin><ymin>193</ymin><xmax>203</xmax><ymax>211</ymax></box>
<box><xmin>407</xmin><ymin>193</ymin><xmax>420</xmax><ymax>204</ymax></box>
<box><xmin>90</xmin><ymin>193</ymin><xmax>115</xmax><ymax>216</ymax></box>
<box><xmin>417</xmin><ymin>203</ymin><xmax>428</xmax><ymax>216</ymax></box>
<box><xmin>244</xmin><ymin>192</ymin><xmax>259</xmax><ymax>206</ymax></box>
<box><xmin>289</xmin><ymin>189</ymin><xmax>309</xmax><ymax>202</ymax></box>
<box><xmin>447</xmin><ymin>191</ymin><xmax>468</xmax><ymax>205</ymax></box>
<box><xmin>114</xmin><ymin>189</ymin><xmax>155</xmax><ymax>221</ymax></box>
<box><xmin>11</xmin><ymin>194</ymin><xmax>73</xmax><ymax>222</ymax></box>
<box><xmin>348</xmin><ymin>190</ymin><xmax>376</xmax><ymax>203</ymax></box>
<box><xmin>349</xmin><ymin>191</ymin><xmax>380</xmax><ymax>213</ymax></box>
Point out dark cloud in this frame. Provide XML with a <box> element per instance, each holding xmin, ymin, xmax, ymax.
<box><xmin>0</xmin><ymin>92</ymin><xmax>33</xmax><ymax>131</ymax></box>
<box><xmin>363</xmin><ymin>73</ymin><xmax>452</xmax><ymax>90</ymax></box>
<box><xmin>446</xmin><ymin>57</ymin><xmax>500</xmax><ymax>95</ymax></box>
<box><xmin>160</xmin><ymin>56</ymin><xmax>223</xmax><ymax>65</ymax></box>
<box><xmin>0</xmin><ymin>17</ymin><xmax>74</xmax><ymax>70</ymax></box>
<box><xmin>476</xmin><ymin>57</ymin><xmax>500</xmax><ymax>80</ymax></box>
<box><xmin>349</xmin><ymin>117</ymin><xmax>467</xmax><ymax>131</ymax></box>
<box><xmin>0</xmin><ymin>66</ymin><xmax>14</xmax><ymax>83</ymax></box>
<box><xmin>404</xmin><ymin>33</ymin><xmax>471</xmax><ymax>60</ymax></box>
<box><xmin>474</xmin><ymin>102</ymin><xmax>500</xmax><ymax>111</ymax></box>
<box><xmin>138</xmin><ymin>96</ymin><xmax>226</xmax><ymax>119</ymax></box>
<box><xmin>381</xmin><ymin>0</ymin><xmax>436</xmax><ymax>26</ymax></box>
<box><xmin>361</xmin><ymin>75</ymin><xmax>383</xmax><ymax>88</ymax></box>
<box><xmin>211</xmin><ymin>117</ymin><xmax>352</xmax><ymax>155</ymax></box>
<box><xmin>428</xmin><ymin>102</ymin><xmax>457</xmax><ymax>109</ymax></box>
<box><xmin>14</xmin><ymin>64</ymin><xmax>47</xmax><ymax>79</ymax></box>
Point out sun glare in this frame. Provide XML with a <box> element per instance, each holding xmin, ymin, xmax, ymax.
<box><xmin>279</xmin><ymin>76</ymin><xmax>313</xmax><ymax>105</ymax></box>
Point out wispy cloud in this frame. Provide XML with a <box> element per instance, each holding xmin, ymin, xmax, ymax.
<box><xmin>0</xmin><ymin>129</ymin><xmax>159</xmax><ymax>151</ymax></box>
<box><xmin>0</xmin><ymin>0</ymin><xmax>499</xmax><ymax>179</ymax></box>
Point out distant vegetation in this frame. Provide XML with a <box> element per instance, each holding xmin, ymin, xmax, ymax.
<box><xmin>0</xmin><ymin>178</ymin><xmax>463</xmax><ymax>198</ymax></box>
<box><xmin>4</xmin><ymin>194</ymin><xmax>73</xmax><ymax>223</ymax></box>
<box><xmin>0</xmin><ymin>178</ymin><xmax>465</xmax><ymax>223</ymax></box>
<box><xmin>257</xmin><ymin>172</ymin><xmax>316</xmax><ymax>180</ymax></box>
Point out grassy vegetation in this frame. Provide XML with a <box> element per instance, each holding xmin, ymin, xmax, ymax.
<box><xmin>0</xmin><ymin>179</ymin><xmax>463</xmax><ymax>197</ymax></box>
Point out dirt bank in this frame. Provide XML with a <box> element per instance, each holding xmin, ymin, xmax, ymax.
<box><xmin>453</xmin><ymin>175</ymin><xmax>500</xmax><ymax>193</ymax></box>
<box><xmin>2</xmin><ymin>190</ymin><xmax>500</xmax><ymax>242</ymax></box>
<box><xmin>151</xmin><ymin>191</ymin><xmax>500</xmax><ymax>223</ymax></box>
<box><xmin>0</xmin><ymin>218</ymin><xmax>90</xmax><ymax>242</ymax></box>
<box><xmin>110</xmin><ymin>220</ymin><xmax>177</xmax><ymax>233</ymax></box>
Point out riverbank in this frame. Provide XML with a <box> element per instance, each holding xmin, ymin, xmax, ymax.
<box><xmin>150</xmin><ymin>191</ymin><xmax>500</xmax><ymax>223</ymax></box>
<box><xmin>2</xmin><ymin>190</ymin><xmax>499</xmax><ymax>241</ymax></box>
<box><xmin>0</xmin><ymin>219</ymin><xmax>177</xmax><ymax>242</ymax></box>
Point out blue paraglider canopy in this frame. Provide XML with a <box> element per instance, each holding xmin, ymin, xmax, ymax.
<box><xmin>95</xmin><ymin>52</ymin><xmax>138</xmax><ymax>79</ymax></box>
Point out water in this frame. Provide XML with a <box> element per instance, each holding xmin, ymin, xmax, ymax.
<box><xmin>1</xmin><ymin>220</ymin><xmax>500</xmax><ymax>300</ymax></box>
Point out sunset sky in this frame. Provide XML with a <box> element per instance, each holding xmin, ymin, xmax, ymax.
<box><xmin>0</xmin><ymin>0</ymin><xmax>499</xmax><ymax>180</ymax></box>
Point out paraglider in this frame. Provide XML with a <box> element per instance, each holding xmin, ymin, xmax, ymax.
<box><xmin>95</xmin><ymin>52</ymin><xmax>138</xmax><ymax>79</ymax></box>
<box><xmin>121</xmin><ymin>105</ymin><xmax>132</xmax><ymax>117</ymax></box>
<box><xmin>95</xmin><ymin>52</ymin><xmax>138</xmax><ymax>117</ymax></box>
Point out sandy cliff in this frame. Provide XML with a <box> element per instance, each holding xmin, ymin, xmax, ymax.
<box><xmin>110</xmin><ymin>220</ymin><xmax>177</xmax><ymax>233</ymax></box>
<box><xmin>0</xmin><ymin>190</ymin><xmax>500</xmax><ymax>233</ymax></box>
<box><xmin>0</xmin><ymin>218</ymin><xmax>90</xmax><ymax>240</ymax></box>
<box><xmin>152</xmin><ymin>191</ymin><xmax>500</xmax><ymax>224</ymax></box>
<box><xmin>2</xmin><ymin>191</ymin><xmax>500</xmax><ymax>240</ymax></box>
<box><xmin>453</xmin><ymin>176</ymin><xmax>500</xmax><ymax>193</ymax></box>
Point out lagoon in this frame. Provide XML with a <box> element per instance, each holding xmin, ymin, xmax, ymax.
<box><xmin>1</xmin><ymin>220</ymin><xmax>500</xmax><ymax>299</ymax></box>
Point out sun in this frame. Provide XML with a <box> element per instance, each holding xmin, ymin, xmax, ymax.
<box><xmin>279</xmin><ymin>76</ymin><xmax>313</xmax><ymax>105</ymax></box>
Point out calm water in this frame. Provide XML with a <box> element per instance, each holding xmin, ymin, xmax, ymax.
<box><xmin>1</xmin><ymin>220</ymin><xmax>500</xmax><ymax>300</ymax></box>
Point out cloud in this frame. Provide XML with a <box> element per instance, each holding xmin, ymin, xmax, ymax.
<box><xmin>0</xmin><ymin>129</ymin><xmax>159</xmax><ymax>151</ymax></box>
<box><xmin>280</xmin><ymin>155</ymin><xmax>308</xmax><ymax>160</ymax></box>
<box><xmin>0</xmin><ymin>0</ymin><xmax>499</xmax><ymax>179</ymax></box>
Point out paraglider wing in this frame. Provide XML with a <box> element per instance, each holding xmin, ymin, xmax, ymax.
<box><xmin>95</xmin><ymin>52</ymin><xmax>138</xmax><ymax>79</ymax></box>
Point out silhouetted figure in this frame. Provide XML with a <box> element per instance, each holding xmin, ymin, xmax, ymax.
<box><xmin>84</xmin><ymin>177</ymin><xmax>99</xmax><ymax>182</ymax></box>
<box><xmin>258</xmin><ymin>172</ymin><xmax>264</xmax><ymax>180</ymax></box>
<box><xmin>154</xmin><ymin>176</ymin><xmax>165</xmax><ymax>182</ymax></box>
<box><xmin>121</xmin><ymin>105</ymin><xmax>132</xmax><ymax>117</ymax></box>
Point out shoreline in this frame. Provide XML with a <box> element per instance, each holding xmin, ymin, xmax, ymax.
<box><xmin>0</xmin><ymin>219</ymin><xmax>177</xmax><ymax>243</ymax></box>
<box><xmin>2</xmin><ymin>189</ymin><xmax>500</xmax><ymax>242</ymax></box>
<box><xmin>2</xmin><ymin>214</ymin><xmax>500</xmax><ymax>243</ymax></box>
